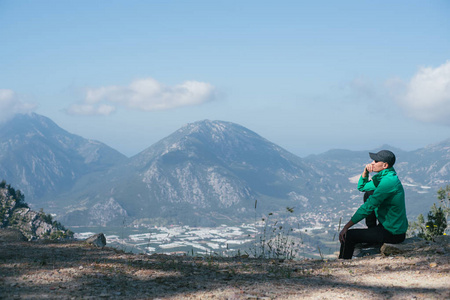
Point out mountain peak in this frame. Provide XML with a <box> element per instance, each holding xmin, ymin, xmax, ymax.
<box><xmin>133</xmin><ymin>120</ymin><xmax>270</xmax><ymax>162</ymax></box>
<box><xmin>179</xmin><ymin>119</ymin><xmax>239</xmax><ymax>136</ymax></box>
<box><xmin>100</xmin><ymin>118</ymin><xmax>318</xmax><ymax>226</ymax></box>
<box><xmin>1</xmin><ymin>112</ymin><xmax>63</xmax><ymax>138</ymax></box>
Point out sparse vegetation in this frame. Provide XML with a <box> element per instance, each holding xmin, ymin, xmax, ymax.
<box><xmin>249</xmin><ymin>202</ymin><xmax>300</xmax><ymax>260</ymax></box>
<box><xmin>0</xmin><ymin>180</ymin><xmax>28</xmax><ymax>209</ymax></box>
<box><xmin>408</xmin><ymin>186</ymin><xmax>448</xmax><ymax>240</ymax></box>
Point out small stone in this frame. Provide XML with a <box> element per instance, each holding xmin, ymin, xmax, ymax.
<box><xmin>79</xmin><ymin>266</ymin><xmax>84</xmax><ymax>270</ymax></box>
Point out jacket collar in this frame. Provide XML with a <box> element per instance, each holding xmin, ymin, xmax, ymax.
<box><xmin>372</xmin><ymin>167</ymin><xmax>396</xmax><ymax>183</ymax></box>
<box><xmin>380</xmin><ymin>167</ymin><xmax>396</xmax><ymax>176</ymax></box>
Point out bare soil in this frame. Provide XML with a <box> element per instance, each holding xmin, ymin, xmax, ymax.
<box><xmin>0</xmin><ymin>239</ymin><xmax>449</xmax><ymax>299</ymax></box>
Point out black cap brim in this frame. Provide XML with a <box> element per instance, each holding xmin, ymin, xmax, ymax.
<box><xmin>369</xmin><ymin>152</ymin><xmax>379</xmax><ymax>161</ymax></box>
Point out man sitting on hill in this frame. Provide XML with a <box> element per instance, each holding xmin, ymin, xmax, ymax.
<box><xmin>339</xmin><ymin>150</ymin><xmax>408</xmax><ymax>259</ymax></box>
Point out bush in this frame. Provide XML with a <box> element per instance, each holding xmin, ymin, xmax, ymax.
<box><xmin>409</xmin><ymin>186</ymin><xmax>448</xmax><ymax>241</ymax></box>
<box><xmin>421</xmin><ymin>204</ymin><xmax>447</xmax><ymax>240</ymax></box>
<box><xmin>39</xmin><ymin>208</ymin><xmax>53</xmax><ymax>224</ymax></box>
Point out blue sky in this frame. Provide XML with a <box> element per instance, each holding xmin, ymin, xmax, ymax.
<box><xmin>1</xmin><ymin>1</ymin><xmax>449</xmax><ymax>157</ymax></box>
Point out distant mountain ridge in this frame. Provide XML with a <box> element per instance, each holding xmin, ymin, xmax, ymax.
<box><xmin>0</xmin><ymin>113</ymin><xmax>127</xmax><ymax>201</ymax></box>
<box><xmin>0</xmin><ymin>113</ymin><xmax>448</xmax><ymax>227</ymax></box>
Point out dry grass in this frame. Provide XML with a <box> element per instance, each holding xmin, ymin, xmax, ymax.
<box><xmin>0</xmin><ymin>239</ymin><xmax>449</xmax><ymax>299</ymax></box>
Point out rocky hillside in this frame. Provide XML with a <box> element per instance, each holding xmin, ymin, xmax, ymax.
<box><xmin>0</xmin><ymin>181</ymin><xmax>73</xmax><ymax>240</ymax></box>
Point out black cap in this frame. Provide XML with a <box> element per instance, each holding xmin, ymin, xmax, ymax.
<box><xmin>369</xmin><ymin>150</ymin><xmax>396</xmax><ymax>166</ymax></box>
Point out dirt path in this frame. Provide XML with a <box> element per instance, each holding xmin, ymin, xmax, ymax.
<box><xmin>0</xmin><ymin>240</ymin><xmax>449</xmax><ymax>299</ymax></box>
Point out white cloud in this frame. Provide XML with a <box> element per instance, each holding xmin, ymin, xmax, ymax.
<box><xmin>394</xmin><ymin>61</ymin><xmax>450</xmax><ymax>126</ymax></box>
<box><xmin>67</xmin><ymin>78</ymin><xmax>216</xmax><ymax>116</ymax></box>
<box><xmin>66</xmin><ymin>103</ymin><xmax>116</xmax><ymax>116</ymax></box>
<box><xmin>0</xmin><ymin>89</ymin><xmax>37</xmax><ymax>121</ymax></box>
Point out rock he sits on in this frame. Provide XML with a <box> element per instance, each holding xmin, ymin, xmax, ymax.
<box><xmin>381</xmin><ymin>236</ymin><xmax>450</xmax><ymax>256</ymax></box>
<box><xmin>85</xmin><ymin>233</ymin><xmax>107</xmax><ymax>248</ymax></box>
<box><xmin>353</xmin><ymin>243</ymin><xmax>382</xmax><ymax>257</ymax></box>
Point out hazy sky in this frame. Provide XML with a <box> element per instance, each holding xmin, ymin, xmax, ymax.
<box><xmin>1</xmin><ymin>1</ymin><xmax>449</xmax><ymax>157</ymax></box>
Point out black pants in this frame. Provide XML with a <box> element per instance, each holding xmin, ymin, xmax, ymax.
<box><xmin>364</xmin><ymin>191</ymin><xmax>377</xmax><ymax>228</ymax></box>
<box><xmin>339</xmin><ymin>191</ymin><xmax>406</xmax><ymax>259</ymax></box>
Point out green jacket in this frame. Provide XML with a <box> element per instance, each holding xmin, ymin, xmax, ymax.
<box><xmin>351</xmin><ymin>167</ymin><xmax>408</xmax><ymax>235</ymax></box>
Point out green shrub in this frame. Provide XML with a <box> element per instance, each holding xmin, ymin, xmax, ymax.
<box><xmin>409</xmin><ymin>187</ymin><xmax>448</xmax><ymax>240</ymax></box>
<box><xmin>421</xmin><ymin>204</ymin><xmax>447</xmax><ymax>239</ymax></box>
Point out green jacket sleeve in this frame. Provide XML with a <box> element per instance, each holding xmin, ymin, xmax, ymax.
<box><xmin>357</xmin><ymin>175</ymin><xmax>376</xmax><ymax>192</ymax></box>
<box><xmin>351</xmin><ymin>174</ymin><xmax>395</xmax><ymax>224</ymax></box>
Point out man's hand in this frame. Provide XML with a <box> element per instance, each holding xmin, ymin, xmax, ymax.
<box><xmin>339</xmin><ymin>227</ymin><xmax>348</xmax><ymax>243</ymax></box>
<box><xmin>339</xmin><ymin>220</ymin><xmax>355</xmax><ymax>243</ymax></box>
<box><xmin>362</xmin><ymin>163</ymin><xmax>373</xmax><ymax>178</ymax></box>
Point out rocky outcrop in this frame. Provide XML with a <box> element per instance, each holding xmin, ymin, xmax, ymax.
<box><xmin>0</xmin><ymin>184</ymin><xmax>73</xmax><ymax>241</ymax></box>
<box><xmin>381</xmin><ymin>236</ymin><xmax>450</xmax><ymax>256</ymax></box>
<box><xmin>85</xmin><ymin>233</ymin><xmax>107</xmax><ymax>248</ymax></box>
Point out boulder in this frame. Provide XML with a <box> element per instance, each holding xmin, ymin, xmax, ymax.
<box><xmin>85</xmin><ymin>233</ymin><xmax>106</xmax><ymax>248</ymax></box>
<box><xmin>381</xmin><ymin>236</ymin><xmax>449</xmax><ymax>256</ymax></box>
<box><xmin>433</xmin><ymin>235</ymin><xmax>450</xmax><ymax>245</ymax></box>
<box><xmin>433</xmin><ymin>235</ymin><xmax>450</xmax><ymax>253</ymax></box>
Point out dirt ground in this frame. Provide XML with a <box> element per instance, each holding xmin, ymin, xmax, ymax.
<box><xmin>0</xmin><ymin>239</ymin><xmax>449</xmax><ymax>299</ymax></box>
